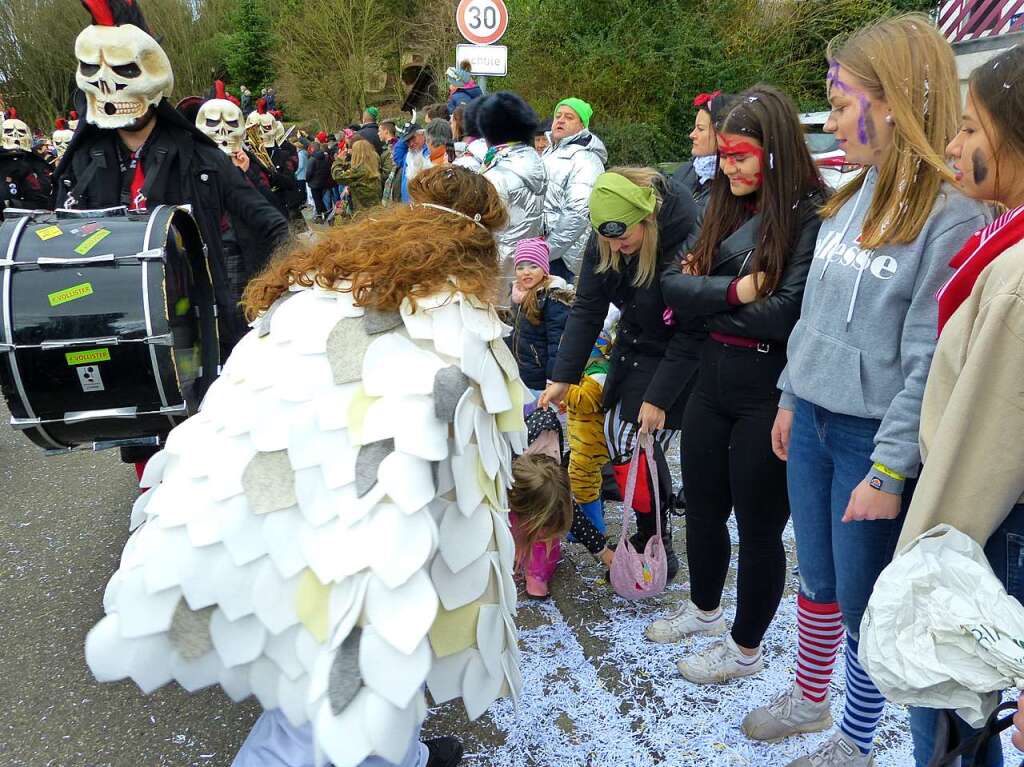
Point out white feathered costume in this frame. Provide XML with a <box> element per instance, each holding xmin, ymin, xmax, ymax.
<box><xmin>85</xmin><ymin>279</ymin><xmax>529</xmax><ymax>767</ymax></box>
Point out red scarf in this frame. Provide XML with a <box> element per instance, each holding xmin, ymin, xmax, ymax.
<box><xmin>936</xmin><ymin>204</ymin><xmax>1024</xmax><ymax>333</ymax></box>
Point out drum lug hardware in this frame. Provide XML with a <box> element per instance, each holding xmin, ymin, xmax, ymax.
<box><xmin>0</xmin><ymin>260</ymin><xmax>14</xmax><ymax>268</ymax></box>
<box><xmin>40</xmin><ymin>337</ymin><xmax>120</xmax><ymax>350</ymax></box>
<box><xmin>0</xmin><ymin>343</ymin><xmax>13</xmax><ymax>353</ymax></box>
<box><xmin>37</xmin><ymin>254</ymin><xmax>118</xmax><ymax>267</ymax></box>
<box><xmin>145</xmin><ymin>334</ymin><xmax>174</xmax><ymax>346</ymax></box>
<box><xmin>10</xmin><ymin>416</ymin><xmax>42</xmax><ymax>429</ymax></box>
<box><xmin>160</xmin><ymin>404</ymin><xmax>188</xmax><ymax>416</ymax></box>
<box><xmin>92</xmin><ymin>436</ymin><xmax>160</xmax><ymax>452</ymax></box>
<box><xmin>44</xmin><ymin>447</ymin><xmax>76</xmax><ymax>456</ymax></box>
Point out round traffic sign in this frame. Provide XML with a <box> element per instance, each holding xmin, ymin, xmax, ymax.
<box><xmin>456</xmin><ymin>0</ymin><xmax>509</xmax><ymax>46</ymax></box>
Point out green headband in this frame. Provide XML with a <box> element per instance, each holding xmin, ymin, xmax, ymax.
<box><xmin>589</xmin><ymin>173</ymin><xmax>657</xmax><ymax>233</ymax></box>
<box><xmin>554</xmin><ymin>97</ymin><xmax>593</xmax><ymax>129</ymax></box>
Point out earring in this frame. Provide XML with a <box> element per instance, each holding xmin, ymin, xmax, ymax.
<box><xmin>885</xmin><ymin>114</ymin><xmax>895</xmax><ymax>125</ymax></box>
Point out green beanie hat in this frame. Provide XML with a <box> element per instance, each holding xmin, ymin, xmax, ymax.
<box><xmin>554</xmin><ymin>97</ymin><xmax>594</xmax><ymax>129</ymax></box>
<box><xmin>589</xmin><ymin>173</ymin><xmax>657</xmax><ymax>234</ymax></box>
<box><xmin>366</xmin><ymin>106</ymin><xmax>380</xmax><ymax>120</ymax></box>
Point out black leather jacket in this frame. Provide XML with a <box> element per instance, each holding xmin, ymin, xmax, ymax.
<box><xmin>661</xmin><ymin>190</ymin><xmax>825</xmax><ymax>344</ymax></box>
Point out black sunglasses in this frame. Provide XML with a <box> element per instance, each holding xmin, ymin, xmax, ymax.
<box><xmin>597</xmin><ymin>220</ymin><xmax>628</xmax><ymax>238</ymax></box>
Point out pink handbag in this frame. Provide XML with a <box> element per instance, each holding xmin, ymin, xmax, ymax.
<box><xmin>609</xmin><ymin>432</ymin><xmax>668</xmax><ymax>599</ymax></box>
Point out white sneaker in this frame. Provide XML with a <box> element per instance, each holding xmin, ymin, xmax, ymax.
<box><xmin>785</xmin><ymin>732</ymin><xmax>874</xmax><ymax>767</ymax></box>
<box><xmin>676</xmin><ymin>635</ymin><xmax>764</xmax><ymax>684</ymax></box>
<box><xmin>645</xmin><ymin>600</ymin><xmax>726</xmax><ymax>643</ymax></box>
<box><xmin>742</xmin><ymin>684</ymin><xmax>833</xmax><ymax>742</ymax></box>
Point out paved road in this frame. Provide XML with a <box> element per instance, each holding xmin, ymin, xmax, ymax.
<box><xmin>0</xmin><ymin>400</ymin><xmax>260</xmax><ymax>767</ymax></box>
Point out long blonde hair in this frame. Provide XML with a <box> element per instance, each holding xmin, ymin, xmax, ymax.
<box><xmin>350</xmin><ymin>139</ymin><xmax>381</xmax><ymax>179</ymax></box>
<box><xmin>594</xmin><ymin>166</ymin><xmax>663</xmax><ymax>288</ymax></box>
<box><xmin>821</xmin><ymin>13</ymin><xmax>959</xmax><ymax>248</ymax></box>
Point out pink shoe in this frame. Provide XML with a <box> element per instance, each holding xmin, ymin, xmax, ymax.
<box><xmin>525</xmin><ymin>574</ymin><xmax>550</xmax><ymax>599</ymax></box>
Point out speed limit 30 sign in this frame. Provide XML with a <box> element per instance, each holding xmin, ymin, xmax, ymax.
<box><xmin>456</xmin><ymin>0</ymin><xmax>509</xmax><ymax>46</ymax></box>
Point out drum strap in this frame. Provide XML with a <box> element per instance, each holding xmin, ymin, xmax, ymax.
<box><xmin>66</xmin><ymin>148</ymin><xmax>107</xmax><ymax>208</ymax></box>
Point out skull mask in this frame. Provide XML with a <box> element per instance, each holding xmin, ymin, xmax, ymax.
<box><xmin>52</xmin><ymin>121</ymin><xmax>74</xmax><ymax>158</ymax></box>
<box><xmin>197</xmin><ymin>99</ymin><xmax>244</xmax><ymax>155</ymax></box>
<box><xmin>258</xmin><ymin>112</ymin><xmax>277</xmax><ymax>147</ymax></box>
<box><xmin>1</xmin><ymin>117</ymin><xmax>32</xmax><ymax>152</ymax></box>
<box><xmin>75</xmin><ymin>23</ymin><xmax>174</xmax><ymax>129</ymax></box>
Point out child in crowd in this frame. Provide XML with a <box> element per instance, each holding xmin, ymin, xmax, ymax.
<box><xmin>654</xmin><ymin>84</ymin><xmax>826</xmax><ymax>686</ymax></box>
<box><xmin>506</xmin><ymin>238</ymin><xmax>573</xmax><ymax>396</ymax></box>
<box><xmin>512</xmin><ymin>409</ymin><xmax>614</xmax><ymax>598</ymax></box>
<box><xmin>743</xmin><ymin>15</ymin><xmax>990</xmax><ymax>767</ymax></box>
<box><xmin>565</xmin><ymin>326</ymin><xmax>615</xmax><ymax>536</ymax></box>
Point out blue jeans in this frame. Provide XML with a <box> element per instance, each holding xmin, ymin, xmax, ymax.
<box><xmin>908</xmin><ymin>503</ymin><xmax>1024</xmax><ymax>766</ymax></box>
<box><xmin>788</xmin><ymin>399</ymin><xmax>911</xmax><ymax>637</ymax></box>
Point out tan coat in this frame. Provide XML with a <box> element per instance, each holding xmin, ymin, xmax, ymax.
<box><xmin>898</xmin><ymin>238</ymin><xmax>1024</xmax><ymax>551</ymax></box>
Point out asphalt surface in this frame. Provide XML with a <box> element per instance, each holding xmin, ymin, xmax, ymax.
<box><xmin>0</xmin><ymin>399</ymin><xmax>261</xmax><ymax>767</ymax></box>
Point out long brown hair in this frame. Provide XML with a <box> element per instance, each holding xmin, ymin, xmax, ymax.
<box><xmin>519</xmin><ymin>276</ymin><xmax>551</xmax><ymax>325</ymax></box>
<box><xmin>350</xmin><ymin>139</ymin><xmax>380</xmax><ymax>179</ymax></box>
<box><xmin>508</xmin><ymin>454</ymin><xmax>573</xmax><ymax>550</ymax></box>
<box><xmin>820</xmin><ymin>14</ymin><xmax>960</xmax><ymax>248</ymax></box>
<box><xmin>690</xmin><ymin>85</ymin><xmax>823</xmax><ymax>297</ymax></box>
<box><xmin>967</xmin><ymin>44</ymin><xmax>1024</xmax><ymax>201</ymax></box>
<box><xmin>242</xmin><ymin>166</ymin><xmax>507</xmax><ymax>318</ymax></box>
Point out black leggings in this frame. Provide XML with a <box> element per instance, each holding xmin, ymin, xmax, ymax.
<box><xmin>681</xmin><ymin>341</ymin><xmax>790</xmax><ymax>649</ymax></box>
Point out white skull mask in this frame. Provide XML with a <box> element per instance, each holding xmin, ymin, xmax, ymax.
<box><xmin>258</xmin><ymin>113</ymin><xmax>277</xmax><ymax>146</ymax></box>
<box><xmin>245</xmin><ymin>110</ymin><xmax>261</xmax><ymax>130</ymax></box>
<box><xmin>52</xmin><ymin>129</ymin><xmax>74</xmax><ymax>158</ymax></box>
<box><xmin>1</xmin><ymin>118</ymin><xmax>31</xmax><ymax>152</ymax></box>
<box><xmin>75</xmin><ymin>23</ymin><xmax>174</xmax><ymax>129</ymax></box>
<box><xmin>197</xmin><ymin>99</ymin><xmax>244</xmax><ymax>155</ymax></box>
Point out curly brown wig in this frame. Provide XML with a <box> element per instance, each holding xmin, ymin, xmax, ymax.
<box><xmin>242</xmin><ymin>166</ymin><xmax>508</xmax><ymax>319</ymax></box>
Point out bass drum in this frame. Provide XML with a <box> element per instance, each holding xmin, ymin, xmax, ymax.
<box><xmin>0</xmin><ymin>205</ymin><xmax>220</xmax><ymax>452</ymax></box>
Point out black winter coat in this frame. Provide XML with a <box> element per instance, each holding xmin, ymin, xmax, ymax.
<box><xmin>308</xmin><ymin>150</ymin><xmax>333</xmax><ymax>189</ymax></box>
<box><xmin>54</xmin><ymin>102</ymin><xmax>290</xmax><ymax>349</ymax></box>
<box><xmin>0</xmin><ymin>149</ymin><xmax>53</xmax><ymax>213</ymax></box>
<box><xmin>505</xmin><ymin>283</ymin><xmax>573</xmax><ymax>391</ymax></box>
<box><xmin>661</xmin><ymin>191</ymin><xmax>825</xmax><ymax>344</ymax></box>
<box><xmin>269</xmin><ymin>142</ymin><xmax>304</xmax><ymax>214</ymax></box>
<box><xmin>550</xmin><ymin>180</ymin><xmax>702</xmax><ymax>428</ymax></box>
<box><xmin>671</xmin><ymin>161</ymin><xmax>712</xmax><ymax>211</ymax></box>
<box><xmin>358</xmin><ymin>123</ymin><xmax>384</xmax><ymax>154</ymax></box>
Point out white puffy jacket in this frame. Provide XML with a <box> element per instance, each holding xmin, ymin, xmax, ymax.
<box><xmin>541</xmin><ymin>130</ymin><xmax>608</xmax><ymax>274</ymax></box>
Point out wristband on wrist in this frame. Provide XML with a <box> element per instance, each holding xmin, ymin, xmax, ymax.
<box><xmin>867</xmin><ymin>463</ymin><xmax>905</xmax><ymax>494</ymax></box>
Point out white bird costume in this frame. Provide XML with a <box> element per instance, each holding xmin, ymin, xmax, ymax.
<box><xmin>85</xmin><ymin>279</ymin><xmax>529</xmax><ymax>767</ymax></box>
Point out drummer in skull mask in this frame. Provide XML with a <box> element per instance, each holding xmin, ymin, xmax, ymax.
<box><xmin>1</xmin><ymin>109</ymin><xmax>54</xmax><ymax>214</ymax></box>
<box><xmin>56</xmin><ymin>0</ymin><xmax>289</xmax><ymax>358</ymax></box>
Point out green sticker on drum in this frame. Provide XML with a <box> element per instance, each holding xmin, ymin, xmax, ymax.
<box><xmin>48</xmin><ymin>282</ymin><xmax>94</xmax><ymax>306</ymax></box>
<box><xmin>65</xmin><ymin>348</ymin><xmax>111</xmax><ymax>366</ymax></box>
<box><xmin>74</xmin><ymin>228</ymin><xmax>111</xmax><ymax>255</ymax></box>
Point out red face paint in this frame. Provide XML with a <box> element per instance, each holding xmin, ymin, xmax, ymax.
<box><xmin>717</xmin><ymin>134</ymin><xmax>764</xmax><ymax>190</ymax></box>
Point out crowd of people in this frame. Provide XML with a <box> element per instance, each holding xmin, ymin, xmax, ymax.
<box><xmin>6</xmin><ymin>1</ymin><xmax>1024</xmax><ymax>765</ymax></box>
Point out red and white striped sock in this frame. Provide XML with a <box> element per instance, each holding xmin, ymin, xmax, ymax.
<box><xmin>795</xmin><ymin>594</ymin><xmax>844</xmax><ymax>703</ymax></box>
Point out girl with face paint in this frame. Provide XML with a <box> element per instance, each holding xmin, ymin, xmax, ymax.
<box><xmin>893</xmin><ymin>44</ymin><xmax>1024</xmax><ymax>767</ymax></box>
<box><xmin>742</xmin><ymin>16</ymin><xmax>991</xmax><ymax>767</ymax></box>
<box><xmin>652</xmin><ymin>85</ymin><xmax>826</xmax><ymax>685</ymax></box>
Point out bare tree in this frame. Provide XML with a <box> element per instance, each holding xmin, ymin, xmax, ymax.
<box><xmin>274</xmin><ymin>0</ymin><xmax>403</xmax><ymax>128</ymax></box>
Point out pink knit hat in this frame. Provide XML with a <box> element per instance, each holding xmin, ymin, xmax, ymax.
<box><xmin>514</xmin><ymin>237</ymin><xmax>550</xmax><ymax>275</ymax></box>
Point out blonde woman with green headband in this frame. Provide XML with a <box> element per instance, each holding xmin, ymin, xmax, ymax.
<box><xmin>539</xmin><ymin>168</ymin><xmax>701</xmax><ymax>580</ymax></box>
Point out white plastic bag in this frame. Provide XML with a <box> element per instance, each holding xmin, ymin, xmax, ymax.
<box><xmin>861</xmin><ymin>524</ymin><xmax>1024</xmax><ymax>727</ymax></box>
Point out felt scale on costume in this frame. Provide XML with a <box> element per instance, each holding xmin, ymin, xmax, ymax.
<box><xmin>86</xmin><ymin>283</ymin><xmax>527</xmax><ymax>767</ymax></box>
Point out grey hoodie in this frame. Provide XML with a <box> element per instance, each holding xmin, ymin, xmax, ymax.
<box><xmin>779</xmin><ymin>168</ymin><xmax>990</xmax><ymax>480</ymax></box>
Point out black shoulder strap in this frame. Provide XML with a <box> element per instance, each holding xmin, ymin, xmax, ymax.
<box><xmin>66</xmin><ymin>147</ymin><xmax>108</xmax><ymax>207</ymax></box>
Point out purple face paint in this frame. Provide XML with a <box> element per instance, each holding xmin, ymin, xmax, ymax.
<box><xmin>828</xmin><ymin>59</ymin><xmax>872</xmax><ymax>145</ymax></box>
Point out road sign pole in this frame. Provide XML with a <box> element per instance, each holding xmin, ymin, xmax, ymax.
<box><xmin>478</xmin><ymin>75</ymin><xmax>488</xmax><ymax>94</ymax></box>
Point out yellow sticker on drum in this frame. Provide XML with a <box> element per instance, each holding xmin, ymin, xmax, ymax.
<box><xmin>48</xmin><ymin>282</ymin><xmax>94</xmax><ymax>306</ymax></box>
<box><xmin>65</xmin><ymin>348</ymin><xmax>111</xmax><ymax>366</ymax></box>
<box><xmin>74</xmin><ymin>228</ymin><xmax>111</xmax><ymax>255</ymax></box>
<box><xmin>35</xmin><ymin>225</ymin><xmax>63</xmax><ymax>241</ymax></box>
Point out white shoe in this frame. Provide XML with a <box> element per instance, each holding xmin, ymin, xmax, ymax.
<box><xmin>784</xmin><ymin>732</ymin><xmax>874</xmax><ymax>766</ymax></box>
<box><xmin>676</xmin><ymin>635</ymin><xmax>763</xmax><ymax>684</ymax></box>
<box><xmin>742</xmin><ymin>684</ymin><xmax>833</xmax><ymax>742</ymax></box>
<box><xmin>645</xmin><ymin>600</ymin><xmax>726</xmax><ymax>643</ymax></box>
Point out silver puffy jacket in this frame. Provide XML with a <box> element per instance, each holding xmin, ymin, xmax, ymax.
<box><xmin>482</xmin><ymin>143</ymin><xmax>547</xmax><ymax>271</ymax></box>
<box><xmin>541</xmin><ymin>130</ymin><xmax>608</xmax><ymax>274</ymax></box>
